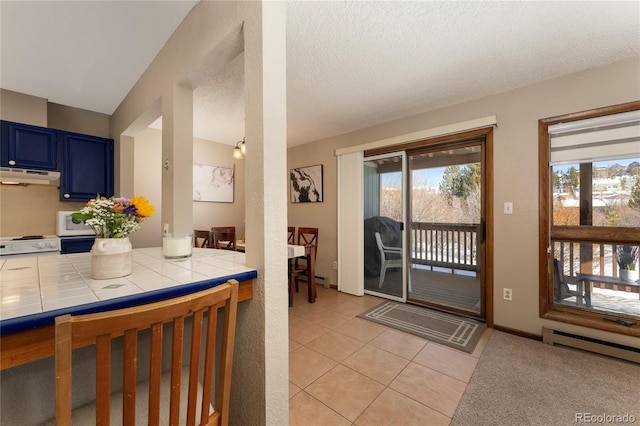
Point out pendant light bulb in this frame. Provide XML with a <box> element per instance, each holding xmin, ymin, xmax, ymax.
<box><xmin>233</xmin><ymin>146</ymin><xmax>243</xmax><ymax>159</ymax></box>
<box><xmin>233</xmin><ymin>138</ymin><xmax>245</xmax><ymax>159</ymax></box>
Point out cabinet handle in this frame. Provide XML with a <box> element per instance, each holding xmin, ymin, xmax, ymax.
<box><xmin>64</xmin><ymin>194</ymin><xmax>70</xmax><ymax>199</ymax></box>
<box><xmin>9</xmin><ymin>160</ymin><xmax>15</xmax><ymax>166</ymax></box>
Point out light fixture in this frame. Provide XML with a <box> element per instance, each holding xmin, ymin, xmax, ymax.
<box><xmin>233</xmin><ymin>138</ymin><xmax>246</xmax><ymax>159</ymax></box>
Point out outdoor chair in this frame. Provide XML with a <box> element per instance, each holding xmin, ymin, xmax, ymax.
<box><xmin>375</xmin><ymin>231</ymin><xmax>404</xmax><ymax>289</ymax></box>
<box><xmin>553</xmin><ymin>258</ymin><xmax>585</xmax><ymax>305</ymax></box>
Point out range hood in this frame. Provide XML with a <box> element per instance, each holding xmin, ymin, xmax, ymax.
<box><xmin>0</xmin><ymin>167</ymin><xmax>60</xmax><ymax>185</ymax></box>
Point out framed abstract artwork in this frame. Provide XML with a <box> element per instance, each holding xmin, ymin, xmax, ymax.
<box><xmin>290</xmin><ymin>164</ymin><xmax>323</xmax><ymax>203</ymax></box>
<box><xmin>193</xmin><ymin>163</ymin><xmax>234</xmax><ymax>203</ymax></box>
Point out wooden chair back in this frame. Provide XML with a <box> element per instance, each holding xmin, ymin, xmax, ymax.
<box><xmin>211</xmin><ymin>227</ymin><xmax>236</xmax><ymax>251</ymax></box>
<box><xmin>287</xmin><ymin>227</ymin><xmax>296</xmax><ymax>244</ymax></box>
<box><xmin>290</xmin><ymin>227</ymin><xmax>319</xmax><ymax>298</ymax></box>
<box><xmin>194</xmin><ymin>230</ymin><xmax>213</xmax><ymax>248</ymax></box>
<box><xmin>55</xmin><ymin>280</ymin><xmax>239</xmax><ymax>426</ymax></box>
<box><xmin>297</xmin><ymin>227</ymin><xmax>318</xmax><ymax>261</ymax></box>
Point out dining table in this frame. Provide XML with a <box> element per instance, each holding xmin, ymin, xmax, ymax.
<box><xmin>288</xmin><ymin>243</ymin><xmax>317</xmax><ymax>306</ymax></box>
<box><xmin>0</xmin><ymin>247</ymin><xmax>257</xmax><ymax>370</ymax></box>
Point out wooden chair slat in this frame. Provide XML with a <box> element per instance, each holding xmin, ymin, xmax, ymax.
<box><xmin>187</xmin><ymin>309</ymin><xmax>204</xmax><ymax>426</ymax></box>
<box><xmin>123</xmin><ymin>329</ymin><xmax>138</xmax><ymax>424</ymax></box>
<box><xmin>148</xmin><ymin>322</ymin><xmax>163</xmax><ymax>426</ymax></box>
<box><xmin>200</xmin><ymin>305</ymin><xmax>218</xmax><ymax>424</ymax></box>
<box><xmin>170</xmin><ymin>316</ymin><xmax>185</xmax><ymax>424</ymax></box>
<box><xmin>95</xmin><ymin>334</ymin><xmax>111</xmax><ymax>426</ymax></box>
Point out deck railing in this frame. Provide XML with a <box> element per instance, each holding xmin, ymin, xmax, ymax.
<box><xmin>554</xmin><ymin>240</ymin><xmax>639</xmax><ymax>294</ymax></box>
<box><xmin>410</xmin><ymin>222</ymin><xmax>480</xmax><ymax>272</ymax></box>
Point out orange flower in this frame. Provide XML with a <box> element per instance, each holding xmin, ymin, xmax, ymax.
<box><xmin>131</xmin><ymin>196</ymin><xmax>155</xmax><ymax>217</ymax></box>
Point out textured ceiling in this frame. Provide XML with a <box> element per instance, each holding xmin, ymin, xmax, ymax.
<box><xmin>2</xmin><ymin>1</ymin><xmax>639</xmax><ymax>147</ymax></box>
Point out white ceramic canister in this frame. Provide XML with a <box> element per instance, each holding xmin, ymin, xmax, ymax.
<box><xmin>91</xmin><ymin>237</ymin><xmax>133</xmax><ymax>279</ymax></box>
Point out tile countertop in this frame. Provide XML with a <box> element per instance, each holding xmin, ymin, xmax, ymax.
<box><xmin>0</xmin><ymin>247</ymin><xmax>258</xmax><ymax>335</ymax></box>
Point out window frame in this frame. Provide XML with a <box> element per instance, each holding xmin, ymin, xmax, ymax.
<box><xmin>538</xmin><ymin>100</ymin><xmax>640</xmax><ymax>337</ymax></box>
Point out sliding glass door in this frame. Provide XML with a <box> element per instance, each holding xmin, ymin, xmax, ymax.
<box><xmin>361</xmin><ymin>135</ymin><xmax>488</xmax><ymax>319</ymax></box>
<box><xmin>363</xmin><ymin>152</ymin><xmax>408</xmax><ymax>302</ymax></box>
<box><xmin>407</xmin><ymin>143</ymin><xmax>484</xmax><ymax>317</ymax></box>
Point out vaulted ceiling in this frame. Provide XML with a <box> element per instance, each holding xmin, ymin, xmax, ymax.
<box><xmin>2</xmin><ymin>1</ymin><xmax>639</xmax><ymax>147</ymax></box>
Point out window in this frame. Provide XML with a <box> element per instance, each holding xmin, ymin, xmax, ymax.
<box><xmin>539</xmin><ymin>101</ymin><xmax>640</xmax><ymax>336</ymax></box>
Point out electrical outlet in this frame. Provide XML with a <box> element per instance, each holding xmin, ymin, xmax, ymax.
<box><xmin>503</xmin><ymin>288</ymin><xmax>513</xmax><ymax>301</ymax></box>
<box><xmin>333</xmin><ymin>261</ymin><xmax>338</xmax><ymax>270</ymax></box>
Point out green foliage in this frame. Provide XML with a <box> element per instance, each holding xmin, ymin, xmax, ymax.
<box><xmin>617</xmin><ymin>245</ymin><xmax>639</xmax><ymax>270</ymax></box>
<box><xmin>630</xmin><ymin>178</ymin><xmax>640</xmax><ymax>209</ymax></box>
<box><xmin>605</xmin><ymin>203</ymin><xmax>622</xmax><ymax>226</ymax></box>
<box><xmin>439</xmin><ymin>164</ymin><xmax>480</xmax><ymax>204</ymax></box>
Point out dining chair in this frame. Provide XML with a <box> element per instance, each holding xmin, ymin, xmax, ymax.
<box><xmin>291</xmin><ymin>227</ymin><xmax>319</xmax><ymax>293</ymax></box>
<box><xmin>54</xmin><ymin>280</ymin><xmax>239</xmax><ymax>426</ymax></box>
<box><xmin>194</xmin><ymin>229</ymin><xmax>213</xmax><ymax>248</ymax></box>
<box><xmin>211</xmin><ymin>226</ymin><xmax>236</xmax><ymax>251</ymax></box>
<box><xmin>287</xmin><ymin>227</ymin><xmax>296</xmax><ymax>244</ymax></box>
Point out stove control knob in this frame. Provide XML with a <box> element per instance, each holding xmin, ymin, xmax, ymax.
<box><xmin>47</xmin><ymin>242</ymin><xmax>58</xmax><ymax>249</ymax></box>
<box><xmin>34</xmin><ymin>242</ymin><xmax>45</xmax><ymax>249</ymax></box>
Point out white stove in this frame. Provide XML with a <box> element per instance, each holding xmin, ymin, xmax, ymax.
<box><xmin>0</xmin><ymin>235</ymin><xmax>61</xmax><ymax>257</ymax></box>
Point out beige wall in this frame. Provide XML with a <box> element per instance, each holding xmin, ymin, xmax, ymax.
<box><xmin>0</xmin><ymin>88</ymin><xmax>48</xmax><ymax>126</ymax></box>
<box><xmin>0</xmin><ymin>91</ymin><xmax>108</xmax><ymax>237</ymax></box>
<box><xmin>287</xmin><ymin>57</ymin><xmax>640</xmax><ymax>348</ymax></box>
<box><xmin>131</xmin><ymin>127</ymin><xmax>163</xmax><ymax>248</ymax></box>
<box><xmin>47</xmin><ymin>102</ymin><xmax>110</xmax><ymax>138</ymax></box>
<box><xmin>193</xmin><ymin>135</ymin><xmax>246</xmax><ymax>238</ymax></box>
<box><xmin>130</xmin><ymin>126</ymin><xmax>246</xmax><ymax>248</ymax></box>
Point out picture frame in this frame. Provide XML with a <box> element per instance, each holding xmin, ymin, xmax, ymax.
<box><xmin>193</xmin><ymin>163</ymin><xmax>234</xmax><ymax>203</ymax></box>
<box><xmin>290</xmin><ymin>164</ymin><xmax>323</xmax><ymax>203</ymax></box>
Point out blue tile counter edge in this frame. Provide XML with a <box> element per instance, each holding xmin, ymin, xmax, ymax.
<box><xmin>0</xmin><ymin>270</ymin><xmax>257</xmax><ymax>335</ymax></box>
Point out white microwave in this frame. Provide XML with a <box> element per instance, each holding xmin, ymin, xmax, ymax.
<box><xmin>56</xmin><ymin>211</ymin><xmax>94</xmax><ymax>236</ymax></box>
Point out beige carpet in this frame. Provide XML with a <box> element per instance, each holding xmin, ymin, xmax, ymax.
<box><xmin>451</xmin><ymin>331</ymin><xmax>640</xmax><ymax>425</ymax></box>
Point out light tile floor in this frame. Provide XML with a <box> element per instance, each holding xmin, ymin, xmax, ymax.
<box><xmin>289</xmin><ymin>284</ymin><xmax>492</xmax><ymax>426</ymax></box>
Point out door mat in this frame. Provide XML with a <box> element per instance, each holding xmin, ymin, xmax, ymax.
<box><xmin>357</xmin><ymin>301</ymin><xmax>486</xmax><ymax>353</ymax></box>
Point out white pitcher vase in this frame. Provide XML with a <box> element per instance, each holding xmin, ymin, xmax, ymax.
<box><xmin>91</xmin><ymin>237</ymin><xmax>133</xmax><ymax>279</ymax></box>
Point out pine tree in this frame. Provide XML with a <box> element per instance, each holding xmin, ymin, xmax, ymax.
<box><xmin>629</xmin><ymin>178</ymin><xmax>640</xmax><ymax>209</ymax></box>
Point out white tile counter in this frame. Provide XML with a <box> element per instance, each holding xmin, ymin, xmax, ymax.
<box><xmin>0</xmin><ymin>247</ymin><xmax>257</xmax><ymax>337</ymax></box>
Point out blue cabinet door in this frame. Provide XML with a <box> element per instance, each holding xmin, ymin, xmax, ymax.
<box><xmin>60</xmin><ymin>237</ymin><xmax>96</xmax><ymax>254</ymax></box>
<box><xmin>60</xmin><ymin>132</ymin><xmax>114</xmax><ymax>200</ymax></box>
<box><xmin>0</xmin><ymin>120</ymin><xmax>58</xmax><ymax>170</ymax></box>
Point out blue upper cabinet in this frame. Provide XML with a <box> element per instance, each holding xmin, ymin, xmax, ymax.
<box><xmin>1</xmin><ymin>120</ymin><xmax>58</xmax><ymax>170</ymax></box>
<box><xmin>60</xmin><ymin>131</ymin><xmax>114</xmax><ymax>201</ymax></box>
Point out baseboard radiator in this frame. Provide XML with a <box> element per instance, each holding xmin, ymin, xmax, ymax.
<box><xmin>542</xmin><ymin>328</ymin><xmax>640</xmax><ymax>364</ymax></box>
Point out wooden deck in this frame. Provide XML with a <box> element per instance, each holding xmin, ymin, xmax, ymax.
<box><xmin>364</xmin><ymin>267</ymin><xmax>481</xmax><ymax>314</ymax></box>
